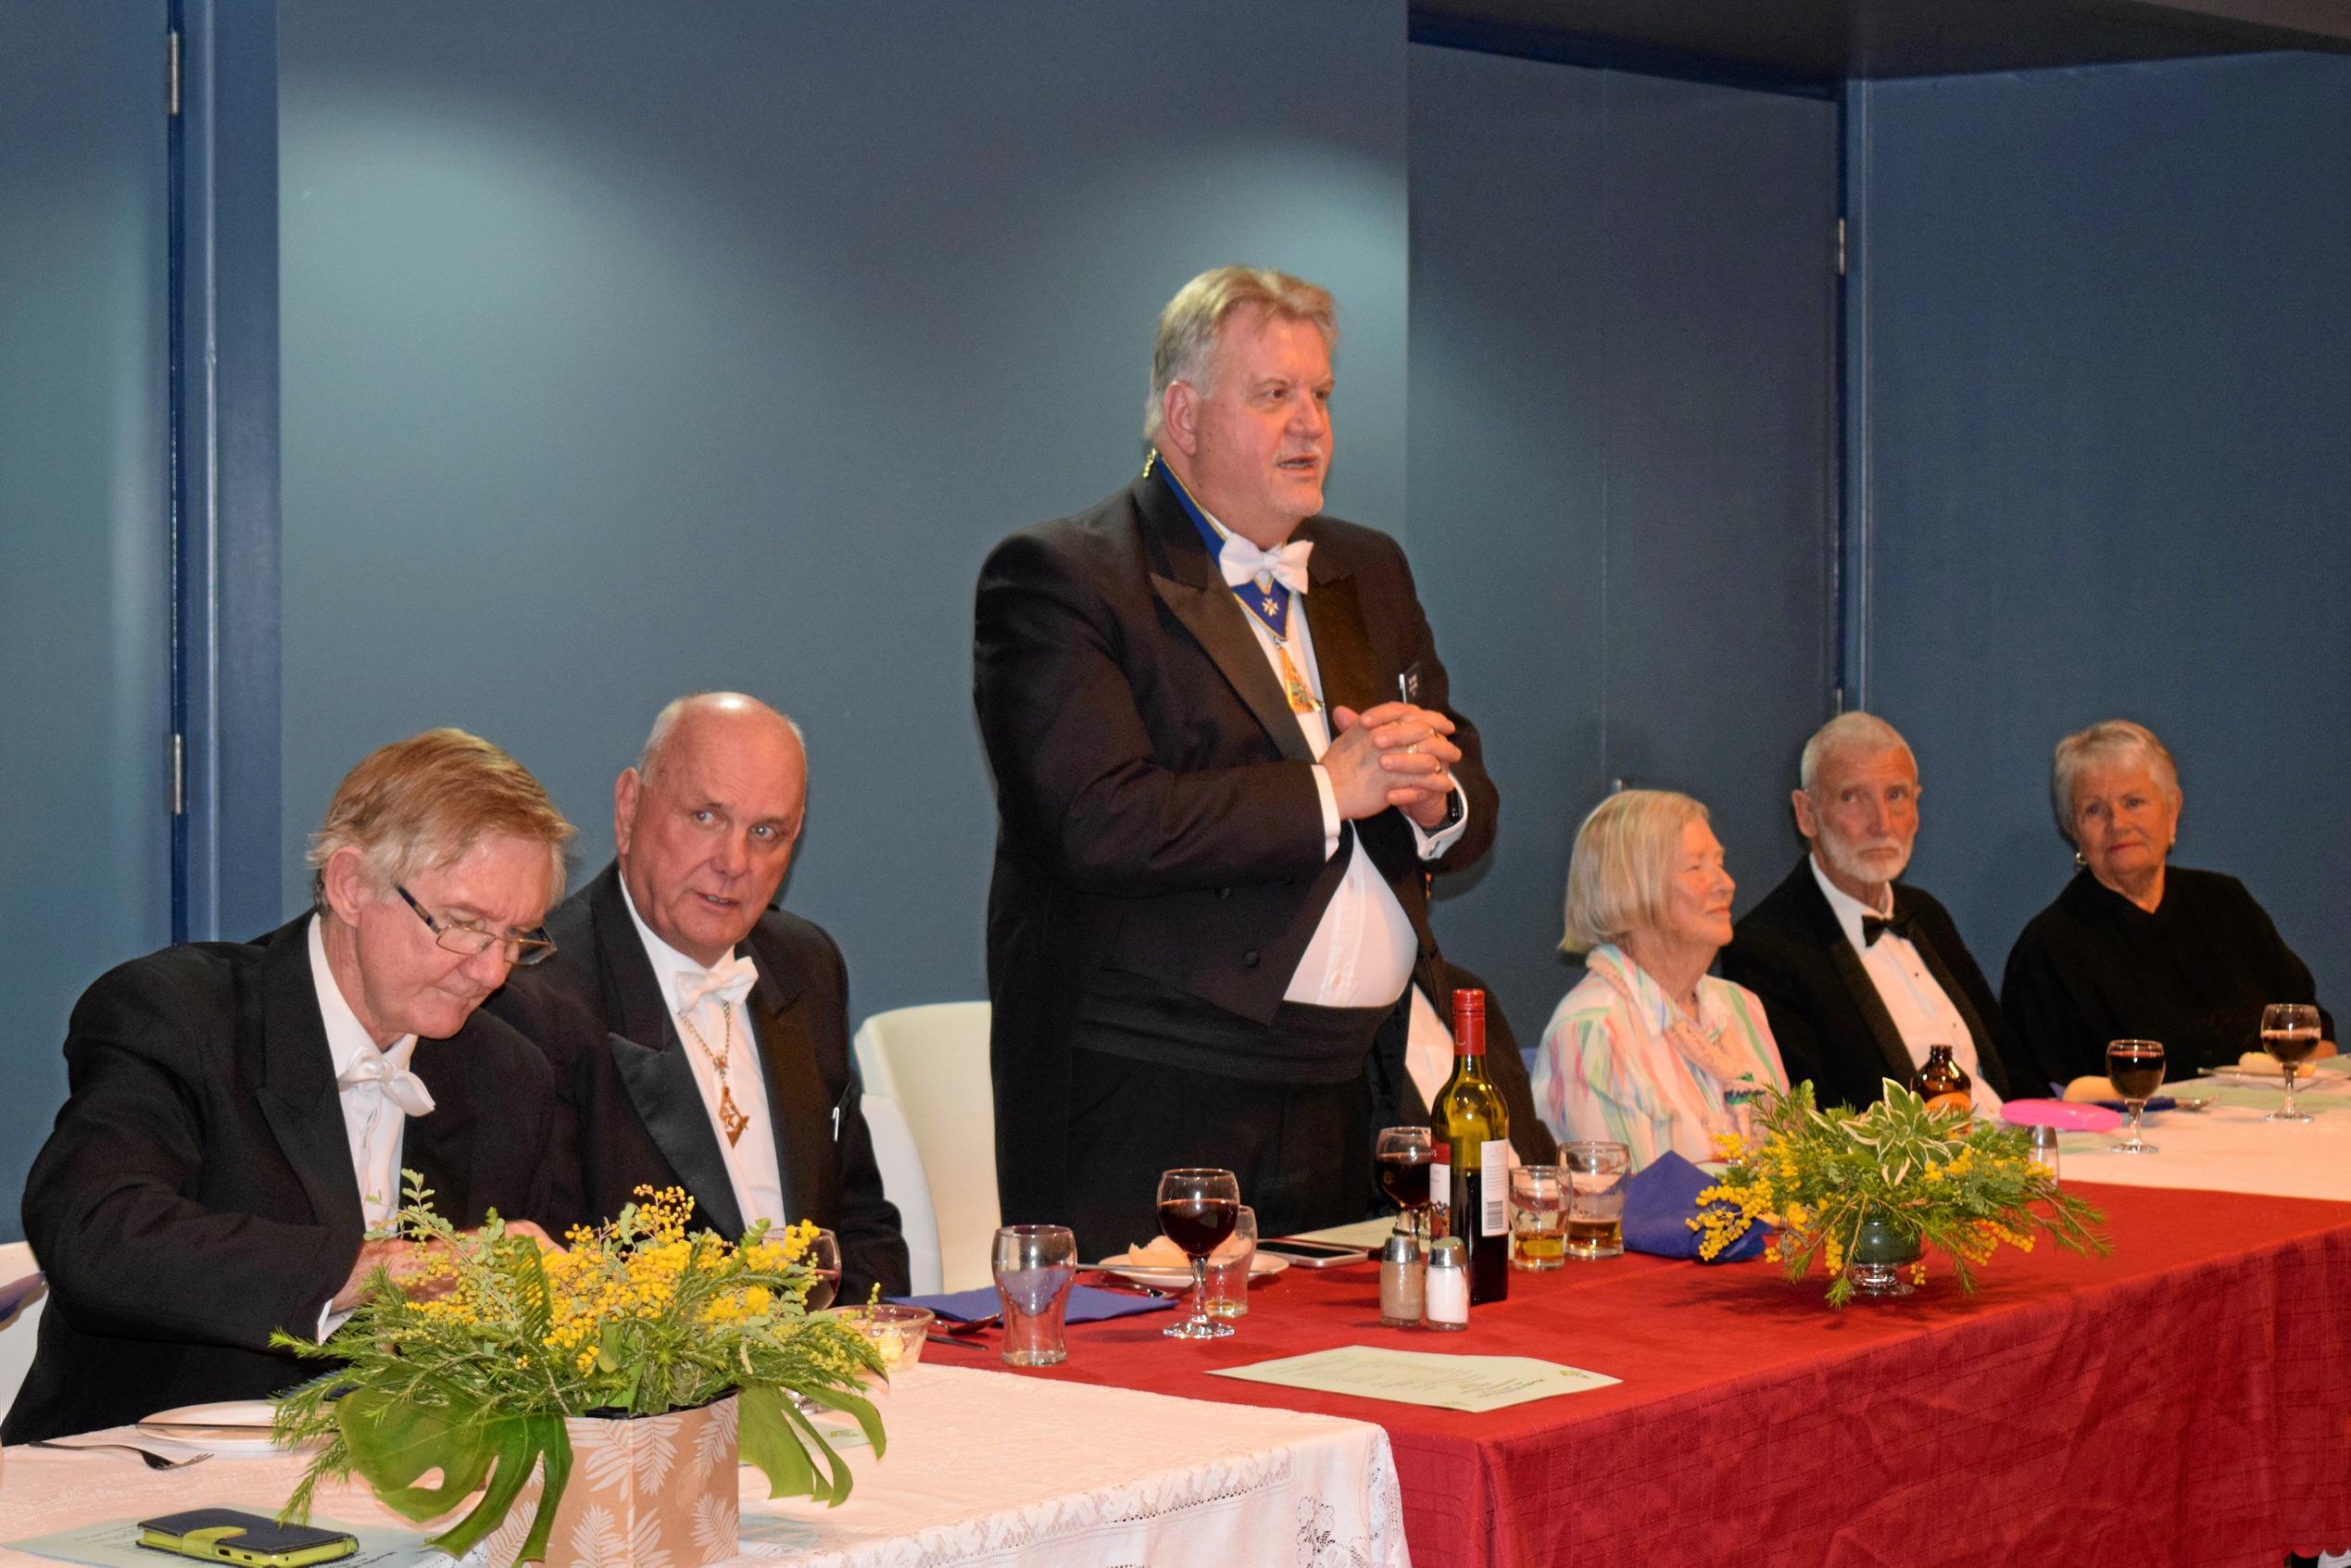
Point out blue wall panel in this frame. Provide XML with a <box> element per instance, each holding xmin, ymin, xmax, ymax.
<box><xmin>0</xmin><ymin>5</ymin><xmax>172</xmax><ymax>1241</ymax></box>
<box><xmin>1408</xmin><ymin>45</ymin><xmax>1838</xmax><ymax>1047</ymax></box>
<box><xmin>278</xmin><ymin>2</ymin><xmax>1407</xmax><ymax>1017</ymax></box>
<box><xmin>1853</xmin><ymin>52</ymin><xmax>2351</xmax><ymax>1016</ymax></box>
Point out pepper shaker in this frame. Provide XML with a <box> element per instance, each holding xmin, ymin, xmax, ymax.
<box><xmin>2028</xmin><ymin>1122</ymin><xmax>2060</xmax><ymax>1180</ymax></box>
<box><xmin>1423</xmin><ymin>1236</ymin><xmax>1470</xmax><ymax>1331</ymax></box>
<box><xmin>1378</xmin><ymin>1229</ymin><xmax>1425</xmax><ymax>1327</ymax></box>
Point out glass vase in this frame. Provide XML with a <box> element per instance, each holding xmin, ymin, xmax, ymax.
<box><xmin>1842</xmin><ymin>1214</ymin><xmax>1922</xmax><ymax>1299</ymax></box>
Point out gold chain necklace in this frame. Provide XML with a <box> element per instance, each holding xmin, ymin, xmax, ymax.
<box><xmin>675</xmin><ymin>1004</ymin><xmax>750</xmax><ymax>1146</ymax></box>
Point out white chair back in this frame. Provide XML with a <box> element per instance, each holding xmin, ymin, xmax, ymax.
<box><xmin>0</xmin><ymin>1240</ymin><xmax>46</xmax><ymax>1424</ymax></box>
<box><xmin>856</xmin><ymin>1091</ymin><xmax>944</xmax><ymax>1294</ymax></box>
<box><xmin>851</xmin><ymin>1001</ymin><xmax>999</xmax><ymax>1293</ymax></box>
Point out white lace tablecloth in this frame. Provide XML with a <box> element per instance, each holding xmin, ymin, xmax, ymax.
<box><xmin>0</xmin><ymin>1365</ymin><xmax>1407</xmax><ymax>1568</ymax></box>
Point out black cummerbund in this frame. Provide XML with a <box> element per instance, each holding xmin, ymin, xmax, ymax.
<box><xmin>1073</xmin><ymin>966</ymin><xmax>1397</xmax><ymax>1085</ymax></box>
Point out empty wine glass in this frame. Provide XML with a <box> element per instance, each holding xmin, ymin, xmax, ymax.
<box><xmin>2261</xmin><ymin>1003</ymin><xmax>2323</xmax><ymax>1124</ymax></box>
<box><xmin>2106</xmin><ymin>1039</ymin><xmax>2165</xmax><ymax>1154</ymax></box>
<box><xmin>1375</xmin><ymin>1125</ymin><xmax>1434</xmax><ymax>1239</ymax></box>
<box><xmin>1156</xmin><ymin>1168</ymin><xmax>1240</xmax><ymax>1340</ymax></box>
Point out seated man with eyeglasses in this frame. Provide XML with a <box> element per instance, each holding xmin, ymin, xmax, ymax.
<box><xmin>5</xmin><ymin>728</ymin><xmax>576</xmax><ymax>1443</ymax></box>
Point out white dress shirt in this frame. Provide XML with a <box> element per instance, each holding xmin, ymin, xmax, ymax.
<box><xmin>1810</xmin><ymin>858</ymin><xmax>2003</xmax><ymax>1114</ymax></box>
<box><xmin>309</xmin><ymin>916</ymin><xmax>431</xmax><ymax>1339</ymax></box>
<box><xmin>1403</xmin><ymin>983</ymin><xmax>1519</xmax><ymax>1168</ymax></box>
<box><xmin>618</xmin><ymin>878</ymin><xmax>790</xmax><ymax>1233</ymax></box>
<box><xmin>308</xmin><ymin>917</ymin><xmax>421</xmax><ymax>1233</ymax></box>
<box><xmin>1190</xmin><ymin>498</ymin><xmax>1469</xmax><ymax>1009</ymax></box>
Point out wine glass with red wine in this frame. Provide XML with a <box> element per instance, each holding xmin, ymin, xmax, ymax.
<box><xmin>2261</xmin><ymin>1003</ymin><xmax>2323</xmax><ymax>1124</ymax></box>
<box><xmin>803</xmin><ymin>1230</ymin><xmax>843</xmax><ymax>1311</ymax></box>
<box><xmin>1375</xmin><ymin>1125</ymin><xmax>1434</xmax><ymax>1240</ymax></box>
<box><xmin>2106</xmin><ymin>1039</ymin><xmax>2165</xmax><ymax>1154</ymax></box>
<box><xmin>1157</xmin><ymin>1167</ymin><xmax>1241</xmax><ymax>1340</ymax></box>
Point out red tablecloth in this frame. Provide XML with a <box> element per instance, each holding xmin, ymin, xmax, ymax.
<box><xmin>1014</xmin><ymin>1183</ymin><xmax>2351</xmax><ymax>1567</ymax></box>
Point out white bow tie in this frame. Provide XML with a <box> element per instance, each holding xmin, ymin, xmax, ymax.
<box><xmin>1218</xmin><ymin>534</ymin><xmax>1313</xmax><ymax>596</ymax></box>
<box><xmin>677</xmin><ymin>954</ymin><xmax>759</xmax><ymax>1017</ymax></box>
<box><xmin>336</xmin><ymin>1048</ymin><xmax>436</xmax><ymax>1117</ymax></box>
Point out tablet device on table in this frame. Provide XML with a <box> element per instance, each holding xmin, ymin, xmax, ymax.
<box><xmin>1256</xmin><ymin>1237</ymin><xmax>1370</xmax><ymax>1267</ymax></box>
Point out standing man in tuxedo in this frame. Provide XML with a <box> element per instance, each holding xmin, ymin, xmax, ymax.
<box><xmin>7</xmin><ymin>729</ymin><xmax>573</xmax><ymax>1442</ymax></box>
<box><xmin>1720</xmin><ymin>711</ymin><xmax>2028</xmax><ymax>1113</ymax></box>
<box><xmin>492</xmin><ymin>694</ymin><xmax>907</xmax><ymax>1301</ymax></box>
<box><xmin>974</xmin><ymin>266</ymin><xmax>1497</xmax><ymax>1255</ymax></box>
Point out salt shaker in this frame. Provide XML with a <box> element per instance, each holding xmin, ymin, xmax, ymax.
<box><xmin>1378</xmin><ymin>1229</ymin><xmax>1425</xmax><ymax>1327</ymax></box>
<box><xmin>1423</xmin><ymin>1236</ymin><xmax>1470</xmax><ymax>1331</ymax></box>
<box><xmin>2028</xmin><ymin>1123</ymin><xmax>2060</xmax><ymax>1180</ymax></box>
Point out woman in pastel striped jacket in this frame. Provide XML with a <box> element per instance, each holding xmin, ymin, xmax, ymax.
<box><xmin>1531</xmin><ymin>789</ymin><xmax>1788</xmax><ymax>1170</ymax></box>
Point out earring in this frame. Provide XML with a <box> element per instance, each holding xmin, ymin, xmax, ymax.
<box><xmin>2073</xmin><ymin>849</ymin><xmax>2086</xmax><ymax>869</ymax></box>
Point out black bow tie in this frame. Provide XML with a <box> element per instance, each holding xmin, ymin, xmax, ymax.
<box><xmin>1860</xmin><ymin>911</ymin><xmax>1916</xmax><ymax>947</ymax></box>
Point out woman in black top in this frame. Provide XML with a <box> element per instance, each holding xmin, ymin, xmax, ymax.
<box><xmin>2003</xmin><ymin>720</ymin><xmax>2332</xmax><ymax>1085</ymax></box>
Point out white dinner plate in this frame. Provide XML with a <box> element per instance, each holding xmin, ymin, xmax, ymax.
<box><xmin>2199</xmin><ymin>1066</ymin><xmax>2351</xmax><ymax>1091</ymax></box>
<box><xmin>2203</xmin><ymin>1056</ymin><xmax>2348</xmax><ymax>1079</ymax></box>
<box><xmin>1093</xmin><ymin>1253</ymin><xmax>1290</xmax><ymax>1288</ymax></box>
<box><xmin>136</xmin><ymin>1399</ymin><xmax>293</xmax><ymax>1454</ymax></box>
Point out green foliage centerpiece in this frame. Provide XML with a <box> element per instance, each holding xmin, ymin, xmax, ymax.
<box><xmin>1691</xmin><ymin>1082</ymin><xmax>2110</xmax><ymax>1306</ymax></box>
<box><xmin>270</xmin><ymin>1179</ymin><xmax>884</xmax><ymax>1565</ymax></box>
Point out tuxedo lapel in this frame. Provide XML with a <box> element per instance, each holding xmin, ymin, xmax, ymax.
<box><xmin>1301</xmin><ymin>552</ymin><xmax>1384</xmax><ymax>717</ymax></box>
<box><xmin>1897</xmin><ymin>894</ymin><xmax>2010</xmax><ymax>1098</ymax></box>
<box><xmin>585</xmin><ymin>867</ymin><xmax>746</xmax><ymax>1238</ymax></box>
<box><xmin>1138</xmin><ymin>473</ymin><xmax>1314</xmax><ymax>764</ymax></box>
<box><xmin>606</xmin><ymin>1030</ymin><xmax>744</xmax><ymax>1238</ymax></box>
<box><xmin>404</xmin><ymin>1034</ymin><xmax>477</xmax><ymax>1216</ymax></box>
<box><xmin>1792</xmin><ymin>861</ymin><xmax>1916</xmax><ymax>1086</ymax></box>
<box><xmin>745</xmin><ymin>958</ymin><xmax>825</xmax><ymax>1231</ymax></box>
<box><xmin>249</xmin><ymin>916</ymin><xmax>367</xmax><ymax>1236</ymax></box>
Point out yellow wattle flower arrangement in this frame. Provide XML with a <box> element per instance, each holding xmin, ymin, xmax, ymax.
<box><xmin>1691</xmin><ymin>1081</ymin><xmax>2111</xmax><ymax>1307</ymax></box>
<box><xmin>270</xmin><ymin>1178</ymin><xmax>884</xmax><ymax>1563</ymax></box>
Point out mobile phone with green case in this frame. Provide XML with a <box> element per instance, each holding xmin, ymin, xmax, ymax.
<box><xmin>136</xmin><ymin>1510</ymin><xmax>357</xmax><ymax>1568</ymax></box>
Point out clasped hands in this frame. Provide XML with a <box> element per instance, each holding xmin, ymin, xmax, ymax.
<box><xmin>1325</xmin><ymin>701</ymin><xmax>1461</xmax><ymax>830</ymax></box>
<box><xmin>331</xmin><ymin>1217</ymin><xmax>562</xmax><ymax>1311</ymax></box>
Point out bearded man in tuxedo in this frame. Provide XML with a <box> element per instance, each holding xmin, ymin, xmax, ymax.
<box><xmin>8</xmin><ymin>729</ymin><xmax>572</xmax><ymax>1442</ymax></box>
<box><xmin>492</xmin><ymin>694</ymin><xmax>907</xmax><ymax>1302</ymax></box>
<box><xmin>974</xmin><ymin>266</ymin><xmax>1497</xmax><ymax>1256</ymax></box>
<box><xmin>1721</xmin><ymin>711</ymin><xmax>2029</xmax><ymax>1113</ymax></box>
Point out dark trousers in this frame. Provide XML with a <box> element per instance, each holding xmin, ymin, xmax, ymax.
<box><xmin>1061</xmin><ymin>1045</ymin><xmax>1377</xmax><ymax>1261</ymax></box>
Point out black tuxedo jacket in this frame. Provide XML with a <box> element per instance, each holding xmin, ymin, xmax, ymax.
<box><xmin>1367</xmin><ymin>958</ymin><xmax>1557</xmax><ymax>1172</ymax></box>
<box><xmin>6</xmin><ymin>916</ymin><xmax>561</xmax><ymax>1443</ymax></box>
<box><xmin>490</xmin><ymin>864</ymin><xmax>908</xmax><ymax>1303</ymax></box>
<box><xmin>1720</xmin><ymin>857</ymin><xmax>2023</xmax><ymax>1113</ymax></box>
<box><xmin>974</xmin><ymin>467</ymin><xmax>1497</xmax><ymax>1223</ymax></box>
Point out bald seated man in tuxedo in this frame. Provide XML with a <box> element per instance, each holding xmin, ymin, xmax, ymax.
<box><xmin>493</xmin><ymin>694</ymin><xmax>908</xmax><ymax>1302</ymax></box>
<box><xmin>7</xmin><ymin>729</ymin><xmax>573</xmax><ymax>1442</ymax></box>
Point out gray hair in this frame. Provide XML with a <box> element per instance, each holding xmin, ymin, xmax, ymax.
<box><xmin>1798</xmin><ymin>710</ymin><xmax>1913</xmax><ymax>795</ymax></box>
<box><xmin>308</xmin><ymin>728</ymin><xmax>573</xmax><ymax>909</ymax></box>
<box><xmin>1143</xmin><ymin>266</ymin><xmax>1339</xmax><ymax>447</ymax></box>
<box><xmin>1561</xmin><ymin>789</ymin><xmax>1712</xmax><ymax>956</ymax></box>
<box><xmin>2051</xmin><ymin>719</ymin><xmax>2181</xmax><ymax>839</ymax></box>
<box><xmin>637</xmin><ymin>692</ymin><xmax>806</xmax><ymax>786</ymax></box>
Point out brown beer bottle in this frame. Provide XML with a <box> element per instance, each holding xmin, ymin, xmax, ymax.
<box><xmin>1917</xmin><ymin>1044</ymin><xmax>1971</xmax><ymax>1117</ymax></box>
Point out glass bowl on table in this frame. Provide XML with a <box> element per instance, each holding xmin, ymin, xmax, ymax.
<box><xmin>830</xmin><ymin>1303</ymin><xmax>935</xmax><ymax>1373</ymax></box>
<box><xmin>1156</xmin><ymin>1167</ymin><xmax>1241</xmax><ymax>1340</ymax></box>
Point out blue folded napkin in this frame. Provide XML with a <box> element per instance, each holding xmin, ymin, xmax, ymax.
<box><xmin>893</xmin><ymin>1284</ymin><xmax>1174</xmax><ymax>1323</ymax></box>
<box><xmin>0</xmin><ymin>1271</ymin><xmax>43</xmax><ymax>1328</ymax></box>
<box><xmin>1622</xmin><ymin>1151</ymin><xmax>1768</xmax><ymax>1262</ymax></box>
